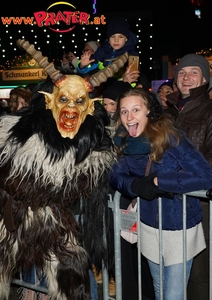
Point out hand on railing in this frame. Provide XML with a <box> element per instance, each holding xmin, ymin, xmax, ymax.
<box><xmin>206</xmin><ymin>189</ymin><xmax>212</xmax><ymax>199</ymax></box>
<box><xmin>131</xmin><ymin>173</ymin><xmax>174</xmax><ymax>200</ymax></box>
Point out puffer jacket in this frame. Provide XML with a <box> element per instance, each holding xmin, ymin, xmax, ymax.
<box><xmin>167</xmin><ymin>85</ymin><xmax>212</xmax><ymax>166</ymax></box>
<box><xmin>109</xmin><ymin>133</ymin><xmax>212</xmax><ymax>230</ymax></box>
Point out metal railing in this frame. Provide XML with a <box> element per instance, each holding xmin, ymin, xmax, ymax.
<box><xmin>103</xmin><ymin>189</ymin><xmax>212</xmax><ymax>300</ymax></box>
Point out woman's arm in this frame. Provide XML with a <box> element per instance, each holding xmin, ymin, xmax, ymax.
<box><xmin>158</xmin><ymin>141</ymin><xmax>212</xmax><ymax>193</ymax></box>
<box><xmin>109</xmin><ymin>156</ymin><xmax>137</xmax><ymax>198</ymax></box>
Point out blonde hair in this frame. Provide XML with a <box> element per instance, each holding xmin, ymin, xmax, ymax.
<box><xmin>116</xmin><ymin>88</ymin><xmax>180</xmax><ymax>162</ymax></box>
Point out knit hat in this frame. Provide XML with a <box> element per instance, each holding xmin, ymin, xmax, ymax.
<box><xmin>174</xmin><ymin>53</ymin><xmax>210</xmax><ymax>84</ymax></box>
<box><xmin>85</xmin><ymin>41</ymin><xmax>100</xmax><ymax>52</ymax></box>
<box><xmin>157</xmin><ymin>80</ymin><xmax>173</xmax><ymax>93</ymax></box>
<box><xmin>107</xmin><ymin>17</ymin><xmax>130</xmax><ymax>39</ymax></box>
<box><xmin>103</xmin><ymin>80</ymin><xmax>131</xmax><ymax>101</ymax></box>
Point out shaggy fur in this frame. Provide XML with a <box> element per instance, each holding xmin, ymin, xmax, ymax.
<box><xmin>0</xmin><ymin>78</ymin><xmax>116</xmax><ymax>299</ymax></box>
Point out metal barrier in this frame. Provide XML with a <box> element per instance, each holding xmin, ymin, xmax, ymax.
<box><xmin>103</xmin><ymin>189</ymin><xmax>212</xmax><ymax>300</ymax></box>
<box><xmin>11</xmin><ymin>190</ymin><xmax>212</xmax><ymax>300</ymax></box>
<box><xmin>12</xmin><ymin>269</ymin><xmax>48</xmax><ymax>294</ymax></box>
<box><xmin>105</xmin><ymin>192</ymin><xmax>141</xmax><ymax>300</ymax></box>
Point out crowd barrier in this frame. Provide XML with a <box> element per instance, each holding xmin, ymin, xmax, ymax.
<box><xmin>11</xmin><ymin>189</ymin><xmax>212</xmax><ymax>300</ymax></box>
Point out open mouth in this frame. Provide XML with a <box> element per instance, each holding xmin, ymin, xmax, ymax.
<box><xmin>127</xmin><ymin>123</ymin><xmax>138</xmax><ymax>137</ymax></box>
<box><xmin>59</xmin><ymin>111</ymin><xmax>78</xmax><ymax>131</ymax></box>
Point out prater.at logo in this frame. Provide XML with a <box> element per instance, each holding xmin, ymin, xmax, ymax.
<box><xmin>34</xmin><ymin>1</ymin><xmax>106</xmax><ymax>33</ymax></box>
<box><xmin>1</xmin><ymin>1</ymin><xmax>106</xmax><ymax>33</ymax></box>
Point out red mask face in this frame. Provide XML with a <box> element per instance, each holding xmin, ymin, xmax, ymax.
<box><xmin>40</xmin><ymin>75</ymin><xmax>96</xmax><ymax>139</ymax></box>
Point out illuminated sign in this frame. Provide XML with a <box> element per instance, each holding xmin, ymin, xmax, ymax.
<box><xmin>2</xmin><ymin>69</ymin><xmax>47</xmax><ymax>81</ymax></box>
<box><xmin>1</xmin><ymin>2</ymin><xmax>106</xmax><ymax>33</ymax></box>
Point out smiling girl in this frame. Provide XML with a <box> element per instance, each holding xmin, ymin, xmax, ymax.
<box><xmin>109</xmin><ymin>88</ymin><xmax>212</xmax><ymax>300</ymax></box>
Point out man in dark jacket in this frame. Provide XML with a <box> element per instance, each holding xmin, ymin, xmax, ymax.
<box><xmin>167</xmin><ymin>53</ymin><xmax>212</xmax><ymax>300</ymax></box>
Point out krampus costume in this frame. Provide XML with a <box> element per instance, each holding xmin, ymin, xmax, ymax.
<box><xmin>0</xmin><ymin>39</ymin><xmax>128</xmax><ymax>299</ymax></box>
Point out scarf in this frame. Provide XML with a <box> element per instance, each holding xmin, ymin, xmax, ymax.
<box><xmin>114</xmin><ymin>126</ymin><xmax>151</xmax><ymax>155</ymax></box>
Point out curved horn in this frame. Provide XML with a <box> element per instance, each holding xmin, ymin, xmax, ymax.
<box><xmin>16</xmin><ymin>39</ymin><xmax>128</xmax><ymax>88</ymax></box>
<box><xmin>89</xmin><ymin>52</ymin><xmax>129</xmax><ymax>87</ymax></box>
<box><xmin>16</xmin><ymin>39</ymin><xmax>65</xmax><ymax>85</ymax></box>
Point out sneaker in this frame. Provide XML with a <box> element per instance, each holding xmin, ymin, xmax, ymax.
<box><xmin>109</xmin><ymin>276</ymin><xmax>116</xmax><ymax>297</ymax></box>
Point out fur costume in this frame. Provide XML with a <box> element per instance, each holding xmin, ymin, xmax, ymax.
<box><xmin>0</xmin><ymin>74</ymin><xmax>116</xmax><ymax>299</ymax></box>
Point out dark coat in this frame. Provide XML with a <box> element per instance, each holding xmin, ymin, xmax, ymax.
<box><xmin>167</xmin><ymin>85</ymin><xmax>212</xmax><ymax>166</ymax></box>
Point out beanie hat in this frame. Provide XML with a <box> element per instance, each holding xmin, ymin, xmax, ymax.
<box><xmin>157</xmin><ymin>80</ymin><xmax>173</xmax><ymax>93</ymax></box>
<box><xmin>103</xmin><ymin>81</ymin><xmax>131</xmax><ymax>101</ymax></box>
<box><xmin>107</xmin><ymin>17</ymin><xmax>130</xmax><ymax>39</ymax></box>
<box><xmin>174</xmin><ymin>53</ymin><xmax>210</xmax><ymax>84</ymax></box>
<box><xmin>85</xmin><ymin>41</ymin><xmax>100</xmax><ymax>52</ymax></box>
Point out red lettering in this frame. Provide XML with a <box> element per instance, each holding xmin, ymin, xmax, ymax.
<box><xmin>100</xmin><ymin>15</ymin><xmax>106</xmax><ymax>25</ymax></box>
<box><xmin>34</xmin><ymin>12</ymin><xmax>47</xmax><ymax>27</ymax></box>
<box><xmin>23</xmin><ymin>17</ymin><xmax>34</xmax><ymax>25</ymax></box>
<box><xmin>11</xmin><ymin>17</ymin><xmax>24</xmax><ymax>25</ymax></box>
<box><xmin>63</xmin><ymin>11</ymin><xmax>74</xmax><ymax>25</ymax></box>
<box><xmin>54</xmin><ymin>11</ymin><xmax>66</xmax><ymax>23</ymax></box>
<box><xmin>32</xmin><ymin>9</ymin><xmax>106</xmax><ymax>29</ymax></box>
<box><xmin>44</xmin><ymin>12</ymin><xmax>56</xmax><ymax>26</ymax></box>
<box><xmin>71</xmin><ymin>12</ymin><xmax>80</xmax><ymax>24</ymax></box>
<box><xmin>1</xmin><ymin>17</ymin><xmax>12</xmax><ymax>25</ymax></box>
<box><xmin>79</xmin><ymin>12</ymin><xmax>90</xmax><ymax>25</ymax></box>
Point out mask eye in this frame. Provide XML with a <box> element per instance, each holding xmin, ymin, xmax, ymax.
<box><xmin>60</xmin><ymin>96</ymin><xmax>67</xmax><ymax>104</ymax></box>
<box><xmin>76</xmin><ymin>98</ymin><xmax>84</xmax><ymax>105</ymax></box>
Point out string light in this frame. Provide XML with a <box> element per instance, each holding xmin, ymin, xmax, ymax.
<box><xmin>0</xmin><ymin>11</ymin><xmax>153</xmax><ymax>75</ymax></box>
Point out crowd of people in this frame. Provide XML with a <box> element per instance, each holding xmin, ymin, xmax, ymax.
<box><xmin>1</xmin><ymin>15</ymin><xmax>212</xmax><ymax>300</ymax></box>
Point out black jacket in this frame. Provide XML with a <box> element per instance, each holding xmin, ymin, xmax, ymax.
<box><xmin>167</xmin><ymin>85</ymin><xmax>212</xmax><ymax>166</ymax></box>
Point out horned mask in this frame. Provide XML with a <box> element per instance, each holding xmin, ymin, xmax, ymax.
<box><xmin>17</xmin><ymin>39</ymin><xmax>128</xmax><ymax>139</ymax></box>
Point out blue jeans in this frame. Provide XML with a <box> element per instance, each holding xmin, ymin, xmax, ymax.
<box><xmin>147</xmin><ymin>258</ymin><xmax>193</xmax><ymax>300</ymax></box>
<box><xmin>89</xmin><ymin>269</ymin><xmax>99</xmax><ymax>300</ymax></box>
